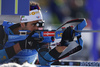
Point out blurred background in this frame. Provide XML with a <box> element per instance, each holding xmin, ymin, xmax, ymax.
<box><xmin>0</xmin><ymin>0</ymin><xmax>100</xmax><ymax>62</ymax></box>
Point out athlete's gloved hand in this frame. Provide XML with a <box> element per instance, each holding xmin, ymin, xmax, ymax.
<box><xmin>61</xmin><ymin>26</ymin><xmax>74</xmax><ymax>46</ymax></box>
<box><xmin>19</xmin><ymin>37</ymin><xmax>39</xmax><ymax>50</ymax></box>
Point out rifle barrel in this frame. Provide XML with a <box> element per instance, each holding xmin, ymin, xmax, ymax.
<box><xmin>75</xmin><ymin>30</ymin><xmax>100</xmax><ymax>32</ymax></box>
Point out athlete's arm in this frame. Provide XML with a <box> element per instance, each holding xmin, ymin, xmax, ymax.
<box><xmin>0</xmin><ymin>36</ymin><xmax>39</xmax><ymax>63</ymax></box>
<box><xmin>0</xmin><ymin>43</ymin><xmax>21</xmax><ymax>63</ymax></box>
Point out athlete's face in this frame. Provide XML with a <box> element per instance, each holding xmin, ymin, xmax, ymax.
<box><xmin>21</xmin><ymin>20</ymin><xmax>44</xmax><ymax>32</ymax></box>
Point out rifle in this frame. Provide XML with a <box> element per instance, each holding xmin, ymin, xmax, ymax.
<box><xmin>8</xmin><ymin>18</ymin><xmax>87</xmax><ymax>44</ymax></box>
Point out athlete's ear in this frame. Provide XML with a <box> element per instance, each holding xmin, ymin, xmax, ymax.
<box><xmin>20</xmin><ymin>23</ymin><xmax>25</xmax><ymax>28</ymax></box>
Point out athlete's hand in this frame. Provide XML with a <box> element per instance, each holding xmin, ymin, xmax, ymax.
<box><xmin>61</xmin><ymin>26</ymin><xmax>74</xmax><ymax>46</ymax></box>
<box><xmin>19</xmin><ymin>37</ymin><xmax>39</xmax><ymax>50</ymax></box>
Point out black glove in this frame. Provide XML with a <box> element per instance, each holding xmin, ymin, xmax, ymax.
<box><xmin>19</xmin><ymin>37</ymin><xmax>39</xmax><ymax>50</ymax></box>
<box><xmin>61</xmin><ymin>26</ymin><xmax>74</xmax><ymax>46</ymax></box>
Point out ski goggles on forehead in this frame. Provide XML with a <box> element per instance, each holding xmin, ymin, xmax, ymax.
<box><xmin>32</xmin><ymin>21</ymin><xmax>45</xmax><ymax>27</ymax></box>
<box><xmin>30</xmin><ymin>5</ymin><xmax>40</xmax><ymax>10</ymax></box>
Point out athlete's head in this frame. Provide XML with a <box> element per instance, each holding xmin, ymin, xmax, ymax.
<box><xmin>20</xmin><ymin>1</ymin><xmax>44</xmax><ymax>32</ymax></box>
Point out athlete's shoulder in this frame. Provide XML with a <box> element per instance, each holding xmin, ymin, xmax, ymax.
<box><xmin>2</xmin><ymin>21</ymin><xmax>15</xmax><ymax>27</ymax></box>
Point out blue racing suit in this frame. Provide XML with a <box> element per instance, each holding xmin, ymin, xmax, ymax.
<box><xmin>0</xmin><ymin>21</ymin><xmax>38</xmax><ymax>64</ymax></box>
<box><xmin>0</xmin><ymin>21</ymin><xmax>56</xmax><ymax>65</ymax></box>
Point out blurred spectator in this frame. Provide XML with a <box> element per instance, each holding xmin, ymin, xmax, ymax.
<box><xmin>49</xmin><ymin>0</ymin><xmax>65</xmax><ymax>24</ymax></box>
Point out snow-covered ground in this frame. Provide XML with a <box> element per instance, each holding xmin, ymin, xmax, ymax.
<box><xmin>0</xmin><ymin>62</ymin><xmax>37</xmax><ymax>67</ymax></box>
